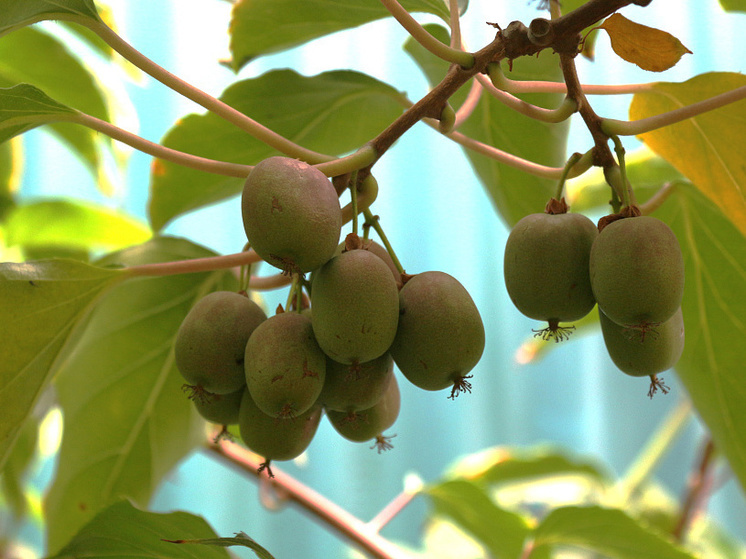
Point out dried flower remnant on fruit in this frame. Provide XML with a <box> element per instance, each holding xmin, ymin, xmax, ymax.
<box><xmin>258</xmin><ymin>460</ymin><xmax>275</xmax><ymax>479</ymax></box>
<box><xmin>648</xmin><ymin>375</ymin><xmax>670</xmax><ymax>399</ymax></box>
<box><xmin>371</xmin><ymin>434</ymin><xmax>396</xmax><ymax>453</ymax></box>
<box><xmin>448</xmin><ymin>375</ymin><xmax>473</xmax><ymax>400</ymax></box>
<box><xmin>532</xmin><ymin>321</ymin><xmax>576</xmax><ymax>343</ymax></box>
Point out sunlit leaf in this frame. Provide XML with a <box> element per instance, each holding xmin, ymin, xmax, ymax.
<box><xmin>532</xmin><ymin>506</ymin><xmax>696</xmax><ymax>558</ymax></box>
<box><xmin>0</xmin><ymin>84</ymin><xmax>77</xmax><ymax>145</ymax></box>
<box><xmin>0</xmin><ymin>0</ymin><xmax>101</xmax><ymax>37</ymax></box>
<box><xmin>629</xmin><ymin>72</ymin><xmax>746</xmax><ymax>236</ymax></box>
<box><xmin>719</xmin><ymin>0</ymin><xmax>746</xmax><ymax>12</ymax></box>
<box><xmin>0</xmin><ymin>259</ymin><xmax>122</xmax><ymax>471</ymax></box>
<box><xmin>0</xmin><ymin>414</ymin><xmax>38</xmax><ymax>520</ymax></box>
<box><xmin>426</xmin><ymin>479</ymin><xmax>530</xmax><ymax>558</ymax></box>
<box><xmin>0</xmin><ymin>137</ymin><xmax>22</xmax><ymax>218</ymax></box>
<box><xmin>5</xmin><ymin>199</ymin><xmax>152</xmax><ymax>253</ymax></box>
<box><xmin>44</xmin><ymin>236</ymin><xmax>238</xmax><ymax>553</ymax></box>
<box><xmin>164</xmin><ymin>532</ymin><xmax>276</xmax><ymax>559</ymax></box>
<box><xmin>228</xmin><ymin>0</ymin><xmax>450</xmax><ymax>71</ymax></box>
<box><xmin>48</xmin><ymin>500</ymin><xmax>230</xmax><ymax>559</ymax></box>
<box><xmin>405</xmin><ymin>24</ymin><xmax>568</xmax><ymax>226</ymax></box>
<box><xmin>148</xmin><ymin>69</ymin><xmax>406</xmax><ymax>230</ymax></box>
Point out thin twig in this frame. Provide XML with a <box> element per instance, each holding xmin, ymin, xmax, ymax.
<box><xmin>672</xmin><ymin>438</ymin><xmax>718</xmax><ymax>542</ymax></box>
<box><xmin>477</xmin><ymin>73</ymin><xmax>577</xmax><ymax>123</ymax></box>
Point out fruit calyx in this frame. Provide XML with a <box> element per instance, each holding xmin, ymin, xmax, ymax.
<box><xmin>544</xmin><ymin>197</ymin><xmax>568</xmax><ymax>215</ymax></box>
<box><xmin>370</xmin><ymin>433</ymin><xmax>396</xmax><ymax>453</ymax></box>
<box><xmin>597</xmin><ymin>204</ymin><xmax>642</xmax><ymax>232</ymax></box>
<box><xmin>448</xmin><ymin>374</ymin><xmax>473</xmax><ymax>400</ymax></box>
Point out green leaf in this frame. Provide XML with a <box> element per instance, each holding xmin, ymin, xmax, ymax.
<box><xmin>5</xmin><ymin>198</ymin><xmax>152</xmax><ymax>253</ymax></box>
<box><xmin>0</xmin><ymin>413</ymin><xmax>38</xmax><ymax>520</ymax></box>
<box><xmin>426</xmin><ymin>479</ymin><xmax>530</xmax><ymax>559</ymax></box>
<box><xmin>44</xmin><ymin>236</ymin><xmax>238</xmax><ymax>553</ymax></box>
<box><xmin>0</xmin><ymin>27</ymin><xmax>112</xmax><ymax>175</ymax></box>
<box><xmin>653</xmin><ymin>182</ymin><xmax>746</xmax><ymax>495</ymax></box>
<box><xmin>148</xmin><ymin>69</ymin><xmax>406</xmax><ymax>230</ymax></box>
<box><xmin>629</xmin><ymin>72</ymin><xmax>746</xmax><ymax>236</ymax></box>
<box><xmin>532</xmin><ymin>506</ymin><xmax>697</xmax><ymax>559</ymax></box>
<box><xmin>164</xmin><ymin>532</ymin><xmax>276</xmax><ymax>559</ymax></box>
<box><xmin>0</xmin><ymin>0</ymin><xmax>101</xmax><ymax>37</ymax></box>
<box><xmin>405</xmin><ymin>25</ymin><xmax>569</xmax><ymax>226</ymax></box>
<box><xmin>0</xmin><ymin>259</ymin><xmax>121</xmax><ymax>471</ymax></box>
<box><xmin>48</xmin><ymin>500</ymin><xmax>230</xmax><ymax>559</ymax></box>
<box><xmin>228</xmin><ymin>0</ymin><xmax>450</xmax><ymax>71</ymax></box>
<box><xmin>0</xmin><ymin>137</ymin><xmax>22</xmax><ymax>218</ymax></box>
<box><xmin>0</xmin><ymin>84</ymin><xmax>77</xmax><ymax>145</ymax></box>
<box><xmin>719</xmin><ymin>0</ymin><xmax>746</xmax><ymax>12</ymax></box>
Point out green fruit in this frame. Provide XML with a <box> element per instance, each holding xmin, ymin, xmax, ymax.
<box><xmin>311</xmin><ymin>248</ymin><xmax>400</xmax><ymax>364</ymax></box>
<box><xmin>245</xmin><ymin>311</ymin><xmax>326</xmax><ymax>418</ymax></box>
<box><xmin>600</xmin><ymin>306</ymin><xmax>684</xmax><ymax>377</ymax></box>
<box><xmin>192</xmin><ymin>387</ymin><xmax>244</xmax><ymax>425</ymax></box>
<box><xmin>238</xmin><ymin>390</ymin><xmax>322</xmax><ymax>462</ymax></box>
<box><xmin>241</xmin><ymin>156</ymin><xmax>342</xmax><ymax>274</ymax></box>
<box><xmin>327</xmin><ymin>374</ymin><xmax>400</xmax><ymax>443</ymax></box>
<box><xmin>590</xmin><ymin>216</ymin><xmax>684</xmax><ymax>328</ymax></box>
<box><xmin>174</xmin><ymin>291</ymin><xmax>267</xmax><ymax>394</ymax></box>
<box><xmin>389</xmin><ymin>271</ymin><xmax>484</xmax><ymax>396</ymax></box>
<box><xmin>319</xmin><ymin>353</ymin><xmax>394</xmax><ymax>412</ymax></box>
<box><xmin>504</xmin><ymin>211</ymin><xmax>597</xmax><ymax>326</ymax></box>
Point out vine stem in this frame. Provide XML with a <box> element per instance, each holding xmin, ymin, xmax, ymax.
<box><xmin>379</xmin><ymin>0</ymin><xmax>474</xmax><ymax>68</ymax></box>
<box><xmin>206</xmin><ymin>439</ymin><xmax>412</xmax><ymax>559</ymax></box>
<box><xmin>672</xmin><ymin>438</ymin><xmax>718</xmax><ymax>542</ymax></box>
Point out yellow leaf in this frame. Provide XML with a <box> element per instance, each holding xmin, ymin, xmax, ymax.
<box><xmin>629</xmin><ymin>72</ymin><xmax>746</xmax><ymax>237</ymax></box>
<box><xmin>600</xmin><ymin>13</ymin><xmax>692</xmax><ymax>72</ymax></box>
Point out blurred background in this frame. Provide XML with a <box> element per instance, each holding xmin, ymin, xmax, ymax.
<box><xmin>7</xmin><ymin>0</ymin><xmax>746</xmax><ymax>557</ymax></box>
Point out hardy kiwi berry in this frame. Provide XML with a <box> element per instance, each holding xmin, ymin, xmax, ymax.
<box><xmin>241</xmin><ymin>156</ymin><xmax>342</xmax><ymax>274</ymax></box>
<box><xmin>504</xmin><ymin>209</ymin><xmax>598</xmax><ymax>339</ymax></box>
<box><xmin>389</xmin><ymin>271</ymin><xmax>484</xmax><ymax>398</ymax></box>
<box><xmin>590</xmin><ymin>215</ymin><xmax>684</xmax><ymax>330</ymax></box>
<box><xmin>319</xmin><ymin>352</ymin><xmax>394</xmax><ymax>412</ymax></box>
<box><xmin>174</xmin><ymin>291</ymin><xmax>267</xmax><ymax>395</ymax></box>
<box><xmin>192</xmin><ymin>387</ymin><xmax>244</xmax><ymax>426</ymax></box>
<box><xmin>311</xmin><ymin>247</ymin><xmax>399</xmax><ymax>364</ymax></box>
<box><xmin>244</xmin><ymin>311</ymin><xmax>326</xmax><ymax>419</ymax></box>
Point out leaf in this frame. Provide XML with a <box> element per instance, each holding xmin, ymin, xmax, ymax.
<box><xmin>0</xmin><ymin>137</ymin><xmax>22</xmax><ymax>218</ymax></box>
<box><xmin>599</xmin><ymin>13</ymin><xmax>692</xmax><ymax>72</ymax></box>
<box><xmin>164</xmin><ymin>531</ymin><xmax>276</xmax><ymax>559</ymax></box>
<box><xmin>426</xmin><ymin>479</ymin><xmax>530</xmax><ymax>558</ymax></box>
<box><xmin>532</xmin><ymin>505</ymin><xmax>697</xmax><ymax>559</ymax></box>
<box><xmin>0</xmin><ymin>413</ymin><xmax>38</xmax><ymax>520</ymax></box>
<box><xmin>4</xmin><ymin>198</ymin><xmax>152</xmax><ymax>253</ymax></box>
<box><xmin>228</xmin><ymin>0</ymin><xmax>450</xmax><ymax>71</ymax></box>
<box><xmin>405</xmin><ymin>25</ymin><xmax>569</xmax><ymax>226</ymax></box>
<box><xmin>629</xmin><ymin>72</ymin><xmax>746</xmax><ymax>236</ymax></box>
<box><xmin>47</xmin><ymin>500</ymin><xmax>230</xmax><ymax>559</ymax></box>
<box><xmin>0</xmin><ymin>259</ymin><xmax>122</xmax><ymax>471</ymax></box>
<box><xmin>0</xmin><ymin>84</ymin><xmax>77</xmax><ymax>145</ymax></box>
<box><xmin>719</xmin><ymin>0</ymin><xmax>746</xmax><ymax>12</ymax></box>
<box><xmin>0</xmin><ymin>0</ymin><xmax>101</xmax><ymax>37</ymax></box>
<box><xmin>653</xmin><ymin>182</ymin><xmax>746</xmax><ymax>495</ymax></box>
<box><xmin>148</xmin><ymin>69</ymin><xmax>406</xmax><ymax>230</ymax></box>
<box><xmin>44</xmin><ymin>236</ymin><xmax>238</xmax><ymax>553</ymax></box>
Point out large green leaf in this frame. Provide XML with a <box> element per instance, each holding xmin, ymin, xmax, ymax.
<box><xmin>719</xmin><ymin>0</ymin><xmax>746</xmax><ymax>12</ymax></box>
<box><xmin>426</xmin><ymin>479</ymin><xmax>530</xmax><ymax>559</ymax></box>
<box><xmin>148</xmin><ymin>69</ymin><xmax>407</xmax><ymax>230</ymax></box>
<box><xmin>532</xmin><ymin>506</ymin><xmax>696</xmax><ymax>559</ymax></box>
<box><xmin>0</xmin><ymin>137</ymin><xmax>21</xmax><ymax>219</ymax></box>
<box><xmin>0</xmin><ymin>84</ymin><xmax>77</xmax><ymax>145</ymax></box>
<box><xmin>0</xmin><ymin>413</ymin><xmax>38</xmax><ymax>520</ymax></box>
<box><xmin>4</xmin><ymin>198</ymin><xmax>151</xmax><ymax>253</ymax></box>
<box><xmin>228</xmin><ymin>0</ymin><xmax>451</xmax><ymax>71</ymax></box>
<box><xmin>0</xmin><ymin>259</ymin><xmax>121</xmax><ymax>471</ymax></box>
<box><xmin>44</xmin><ymin>236</ymin><xmax>238</xmax><ymax>553</ymax></box>
<box><xmin>629</xmin><ymin>72</ymin><xmax>746</xmax><ymax>236</ymax></box>
<box><xmin>405</xmin><ymin>25</ymin><xmax>569</xmax><ymax>226</ymax></box>
<box><xmin>653</xmin><ymin>182</ymin><xmax>746</xmax><ymax>494</ymax></box>
<box><xmin>0</xmin><ymin>0</ymin><xmax>101</xmax><ymax>37</ymax></box>
<box><xmin>0</xmin><ymin>27</ymin><xmax>111</xmax><ymax>174</ymax></box>
<box><xmin>47</xmin><ymin>500</ymin><xmax>230</xmax><ymax>559</ymax></box>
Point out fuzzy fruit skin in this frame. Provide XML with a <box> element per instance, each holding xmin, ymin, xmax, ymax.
<box><xmin>241</xmin><ymin>156</ymin><xmax>342</xmax><ymax>274</ymax></box>
<box><xmin>504</xmin><ymin>212</ymin><xmax>598</xmax><ymax>323</ymax></box>
<box><xmin>319</xmin><ymin>352</ymin><xmax>394</xmax><ymax>412</ymax></box>
<box><xmin>590</xmin><ymin>216</ymin><xmax>684</xmax><ymax>327</ymax></box>
<box><xmin>600</xmin><ymin>307</ymin><xmax>684</xmax><ymax>377</ymax></box>
<box><xmin>174</xmin><ymin>291</ymin><xmax>267</xmax><ymax>394</ymax></box>
<box><xmin>193</xmin><ymin>387</ymin><xmax>244</xmax><ymax>425</ymax></box>
<box><xmin>245</xmin><ymin>312</ymin><xmax>326</xmax><ymax>418</ymax></box>
<box><xmin>389</xmin><ymin>271</ymin><xmax>485</xmax><ymax>391</ymax></box>
<box><xmin>238</xmin><ymin>390</ymin><xmax>322</xmax><ymax>462</ymax></box>
<box><xmin>311</xmin><ymin>248</ymin><xmax>400</xmax><ymax>364</ymax></box>
<box><xmin>326</xmin><ymin>374</ymin><xmax>400</xmax><ymax>442</ymax></box>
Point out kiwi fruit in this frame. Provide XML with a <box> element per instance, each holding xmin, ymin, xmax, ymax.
<box><xmin>589</xmin><ymin>215</ymin><xmax>684</xmax><ymax>329</ymax></box>
<box><xmin>389</xmin><ymin>271</ymin><xmax>484</xmax><ymax>397</ymax></box>
<box><xmin>319</xmin><ymin>352</ymin><xmax>395</xmax><ymax>412</ymax></box>
<box><xmin>241</xmin><ymin>156</ymin><xmax>342</xmax><ymax>274</ymax></box>
<box><xmin>326</xmin><ymin>374</ymin><xmax>400</xmax><ymax>443</ymax></box>
<box><xmin>244</xmin><ymin>311</ymin><xmax>326</xmax><ymax>418</ymax></box>
<box><xmin>192</xmin><ymin>387</ymin><xmax>244</xmax><ymax>425</ymax></box>
<box><xmin>311</xmin><ymin>248</ymin><xmax>400</xmax><ymax>364</ymax></box>
<box><xmin>174</xmin><ymin>290</ymin><xmax>267</xmax><ymax>394</ymax></box>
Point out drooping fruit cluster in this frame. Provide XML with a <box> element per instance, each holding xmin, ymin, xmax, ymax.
<box><xmin>504</xmin><ymin>199</ymin><xmax>685</xmax><ymax>396</ymax></box>
<box><xmin>172</xmin><ymin>156</ymin><xmax>486</xmax><ymax>476</ymax></box>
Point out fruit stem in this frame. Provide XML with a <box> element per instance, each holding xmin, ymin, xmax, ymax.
<box><xmin>554</xmin><ymin>152</ymin><xmax>584</xmax><ymax>201</ymax></box>
<box><xmin>610</xmin><ymin>135</ymin><xmax>637</xmax><ymax>208</ymax></box>
<box><xmin>349</xmin><ymin>169</ymin><xmax>360</xmax><ymax>237</ymax></box>
<box><xmin>672</xmin><ymin>437</ymin><xmax>718</xmax><ymax>542</ymax></box>
<box><xmin>363</xmin><ymin>209</ymin><xmax>405</xmax><ymax>274</ymax></box>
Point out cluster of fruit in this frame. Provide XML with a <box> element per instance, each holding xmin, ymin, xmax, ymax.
<box><xmin>504</xmin><ymin>198</ymin><xmax>685</xmax><ymax>397</ymax></box>
<box><xmin>174</xmin><ymin>156</ymin><xmax>485</xmax><ymax>475</ymax></box>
